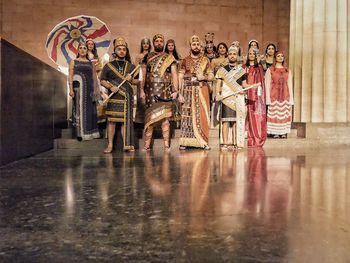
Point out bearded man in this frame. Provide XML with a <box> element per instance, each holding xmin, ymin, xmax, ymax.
<box><xmin>178</xmin><ymin>35</ymin><xmax>214</xmax><ymax>150</ymax></box>
<box><xmin>215</xmin><ymin>46</ymin><xmax>248</xmax><ymax>150</ymax></box>
<box><xmin>140</xmin><ymin>34</ymin><xmax>183</xmax><ymax>151</ymax></box>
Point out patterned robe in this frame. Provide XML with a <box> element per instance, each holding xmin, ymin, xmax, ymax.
<box><xmin>179</xmin><ymin>55</ymin><xmax>213</xmax><ymax>148</ymax></box>
<box><xmin>265</xmin><ymin>66</ymin><xmax>294</xmax><ymax>135</ymax></box>
<box><xmin>72</xmin><ymin>60</ymin><xmax>100</xmax><ymax>141</ymax></box>
<box><xmin>100</xmin><ymin>59</ymin><xmax>138</xmax><ymax>150</ymax></box>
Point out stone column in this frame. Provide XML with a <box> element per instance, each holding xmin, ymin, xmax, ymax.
<box><xmin>289</xmin><ymin>0</ymin><xmax>349</xmax><ymax>122</ymax></box>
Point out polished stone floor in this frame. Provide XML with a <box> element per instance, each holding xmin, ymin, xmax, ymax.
<box><xmin>1</xmin><ymin>146</ymin><xmax>350</xmax><ymax>262</ymax></box>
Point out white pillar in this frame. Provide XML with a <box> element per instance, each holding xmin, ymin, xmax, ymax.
<box><xmin>311</xmin><ymin>0</ymin><xmax>325</xmax><ymax>122</ymax></box>
<box><xmin>289</xmin><ymin>0</ymin><xmax>349</xmax><ymax>123</ymax></box>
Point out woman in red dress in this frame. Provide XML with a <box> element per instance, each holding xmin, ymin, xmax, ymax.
<box><xmin>265</xmin><ymin>51</ymin><xmax>294</xmax><ymax>138</ymax></box>
<box><xmin>243</xmin><ymin>48</ymin><xmax>267</xmax><ymax>147</ymax></box>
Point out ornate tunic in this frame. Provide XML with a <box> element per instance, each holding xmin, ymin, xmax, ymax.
<box><xmin>142</xmin><ymin>52</ymin><xmax>176</xmax><ymax>131</ymax></box>
<box><xmin>179</xmin><ymin>55</ymin><xmax>213</xmax><ymax>148</ymax></box>
<box><xmin>100</xmin><ymin>59</ymin><xmax>138</xmax><ymax>150</ymax></box>
<box><xmin>265</xmin><ymin>66</ymin><xmax>294</xmax><ymax>135</ymax></box>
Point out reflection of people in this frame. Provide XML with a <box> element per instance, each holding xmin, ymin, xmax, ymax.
<box><xmin>143</xmin><ymin>152</ymin><xmax>172</xmax><ymax>197</ymax></box>
<box><xmin>265</xmin><ymin>51</ymin><xmax>294</xmax><ymax>138</ymax></box>
<box><xmin>215</xmin><ymin>46</ymin><xmax>248</xmax><ymax>149</ymax></box>
<box><xmin>68</xmin><ymin>42</ymin><xmax>100</xmax><ymax>141</ymax></box>
<box><xmin>140</xmin><ymin>34</ymin><xmax>180</xmax><ymax>151</ymax></box>
<box><xmin>178</xmin><ymin>35</ymin><xmax>214</xmax><ymax>150</ymax></box>
<box><xmin>100</xmin><ymin>37</ymin><xmax>139</xmax><ymax>153</ymax></box>
<box><xmin>243</xmin><ymin>48</ymin><xmax>267</xmax><ymax>147</ymax></box>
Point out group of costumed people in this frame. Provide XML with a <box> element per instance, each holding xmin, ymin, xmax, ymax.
<box><xmin>68</xmin><ymin>34</ymin><xmax>294</xmax><ymax>153</ymax></box>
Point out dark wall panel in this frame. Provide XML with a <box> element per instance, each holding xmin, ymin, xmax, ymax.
<box><xmin>0</xmin><ymin>39</ymin><xmax>67</xmax><ymax>166</ymax></box>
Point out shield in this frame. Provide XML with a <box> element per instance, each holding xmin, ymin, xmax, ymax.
<box><xmin>46</xmin><ymin>15</ymin><xmax>111</xmax><ymax>67</ymax></box>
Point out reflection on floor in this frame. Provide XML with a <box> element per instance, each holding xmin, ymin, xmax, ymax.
<box><xmin>1</xmin><ymin>147</ymin><xmax>350</xmax><ymax>262</ymax></box>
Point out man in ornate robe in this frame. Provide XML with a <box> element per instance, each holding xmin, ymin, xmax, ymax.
<box><xmin>139</xmin><ymin>34</ymin><xmax>181</xmax><ymax>151</ymax></box>
<box><xmin>178</xmin><ymin>35</ymin><xmax>214</xmax><ymax>150</ymax></box>
<box><xmin>100</xmin><ymin>37</ymin><xmax>139</xmax><ymax>153</ymax></box>
<box><xmin>215</xmin><ymin>46</ymin><xmax>248</xmax><ymax>149</ymax></box>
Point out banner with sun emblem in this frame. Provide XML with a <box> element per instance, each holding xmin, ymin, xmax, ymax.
<box><xmin>46</xmin><ymin>15</ymin><xmax>111</xmax><ymax>67</ymax></box>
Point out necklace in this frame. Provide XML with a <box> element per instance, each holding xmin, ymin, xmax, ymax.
<box><xmin>116</xmin><ymin>60</ymin><xmax>124</xmax><ymax>72</ymax></box>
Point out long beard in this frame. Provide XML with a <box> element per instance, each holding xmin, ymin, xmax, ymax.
<box><xmin>191</xmin><ymin>49</ymin><xmax>200</xmax><ymax>55</ymax></box>
<box><xmin>154</xmin><ymin>46</ymin><xmax>163</xmax><ymax>52</ymax></box>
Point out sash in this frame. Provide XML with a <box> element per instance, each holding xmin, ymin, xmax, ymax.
<box><xmin>217</xmin><ymin>66</ymin><xmax>246</xmax><ymax>148</ymax></box>
<box><xmin>107</xmin><ymin>61</ymin><xmax>138</xmax><ymax>89</ymax></box>
<box><xmin>217</xmin><ymin>66</ymin><xmax>245</xmax><ymax>111</ymax></box>
<box><xmin>194</xmin><ymin>56</ymin><xmax>208</xmax><ymax>76</ymax></box>
<box><xmin>106</xmin><ymin>61</ymin><xmax>136</xmax><ymax>150</ymax></box>
<box><xmin>147</xmin><ymin>52</ymin><xmax>175</xmax><ymax>78</ymax></box>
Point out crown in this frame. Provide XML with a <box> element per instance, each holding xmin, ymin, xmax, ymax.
<box><xmin>153</xmin><ymin>34</ymin><xmax>164</xmax><ymax>42</ymax></box>
<box><xmin>113</xmin><ymin>37</ymin><xmax>127</xmax><ymax>48</ymax></box>
<box><xmin>190</xmin><ymin>35</ymin><xmax>200</xmax><ymax>44</ymax></box>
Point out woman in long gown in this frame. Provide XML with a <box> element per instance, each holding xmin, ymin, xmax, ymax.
<box><xmin>243</xmin><ymin>48</ymin><xmax>267</xmax><ymax>147</ymax></box>
<box><xmin>265</xmin><ymin>51</ymin><xmax>294</xmax><ymax>138</ymax></box>
<box><xmin>68</xmin><ymin>43</ymin><xmax>100</xmax><ymax>141</ymax></box>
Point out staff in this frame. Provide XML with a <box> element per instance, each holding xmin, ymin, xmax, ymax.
<box><xmin>103</xmin><ymin>64</ymin><xmax>140</xmax><ymax>104</ymax></box>
<box><xmin>221</xmin><ymin>83</ymin><xmax>260</xmax><ymax>100</ymax></box>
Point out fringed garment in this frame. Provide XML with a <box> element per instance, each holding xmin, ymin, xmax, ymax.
<box><xmin>72</xmin><ymin>60</ymin><xmax>100</xmax><ymax>140</ymax></box>
<box><xmin>143</xmin><ymin>52</ymin><xmax>176</xmax><ymax>131</ymax></box>
<box><xmin>265</xmin><ymin>66</ymin><xmax>294</xmax><ymax>135</ymax></box>
<box><xmin>179</xmin><ymin>55</ymin><xmax>212</xmax><ymax>148</ymax></box>
<box><xmin>100</xmin><ymin>60</ymin><xmax>138</xmax><ymax>150</ymax></box>
<box><xmin>215</xmin><ymin>64</ymin><xmax>247</xmax><ymax>148</ymax></box>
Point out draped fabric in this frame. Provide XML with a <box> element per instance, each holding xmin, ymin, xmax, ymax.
<box><xmin>143</xmin><ymin>52</ymin><xmax>175</xmax><ymax>131</ymax></box>
<box><xmin>179</xmin><ymin>55</ymin><xmax>212</xmax><ymax>148</ymax></box>
<box><xmin>100</xmin><ymin>60</ymin><xmax>138</xmax><ymax>150</ymax></box>
<box><xmin>72</xmin><ymin>60</ymin><xmax>100</xmax><ymax>141</ymax></box>
<box><xmin>216</xmin><ymin>65</ymin><xmax>246</xmax><ymax>148</ymax></box>
<box><xmin>265</xmin><ymin>66</ymin><xmax>294</xmax><ymax>135</ymax></box>
<box><xmin>243</xmin><ymin>64</ymin><xmax>267</xmax><ymax>147</ymax></box>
